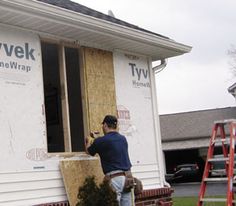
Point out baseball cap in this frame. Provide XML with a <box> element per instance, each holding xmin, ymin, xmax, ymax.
<box><xmin>102</xmin><ymin>115</ymin><xmax>118</xmax><ymax>125</ymax></box>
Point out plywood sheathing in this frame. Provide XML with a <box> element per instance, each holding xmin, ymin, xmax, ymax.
<box><xmin>82</xmin><ymin>47</ymin><xmax>117</xmax><ymax>133</ymax></box>
<box><xmin>60</xmin><ymin>159</ymin><xmax>104</xmax><ymax>206</ymax></box>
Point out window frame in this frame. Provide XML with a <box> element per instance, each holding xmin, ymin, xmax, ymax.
<box><xmin>41</xmin><ymin>38</ymin><xmax>87</xmax><ymax>154</ymax></box>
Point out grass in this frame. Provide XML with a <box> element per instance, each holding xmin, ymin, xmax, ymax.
<box><xmin>173</xmin><ymin>196</ymin><xmax>226</xmax><ymax>206</ymax></box>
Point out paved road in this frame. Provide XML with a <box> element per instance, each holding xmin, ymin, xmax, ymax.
<box><xmin>171</xmin><ymin>182</ymin><xmax>227</xmax><ymax>197</ymax></box>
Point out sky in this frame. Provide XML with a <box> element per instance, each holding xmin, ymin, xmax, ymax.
<box><xmin>73</xmin><ymin>0</ymin><xmax>236</xmax><ymax>114</ymax></box>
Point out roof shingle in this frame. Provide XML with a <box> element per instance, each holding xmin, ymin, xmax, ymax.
<box><xmin>160</xmin><ymin>107</ymin><xmax>236</xmax><ymax>141</ymax></box>
<box><xmin>37</xmin><ymin>0</ymin><xmax>169</xmax><ymax>39</ymax></box>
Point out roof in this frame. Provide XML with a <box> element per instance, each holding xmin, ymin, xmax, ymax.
<box><xmin>160</xmin><ymin>107</ymin><xmax>236</xmax><ymax>142</ymax></box>
<box><xmin>0</xmin><ymin>0</ymin><xmax>191</xmax><ymax>60</ymax></box>
<box><xmin>37</xmin><ymin>0</ymin><xmax>168</xmax><ymax>39</ymax></box>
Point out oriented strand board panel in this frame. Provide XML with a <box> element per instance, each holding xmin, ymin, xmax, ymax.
<box><xmin>83</xmin><ymin>47</ymin><xmax>117</xmax><ymax>133</ymax></box>
<box><xmin>60</xmin><ymin>159</ymin><xmax>104</xmax><ymax>206</ymax></box>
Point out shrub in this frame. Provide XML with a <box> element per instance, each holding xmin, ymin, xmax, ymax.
<box><xmin>77</xmin><ymin>176</ymin><xmax>118</xmax><ymax>206</ymax></box>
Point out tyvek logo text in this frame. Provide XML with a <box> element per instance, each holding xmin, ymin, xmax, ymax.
<box><xmin>0</xmin><ymin>42</ymin><xmax>35</xmax><ymax>61</ymax></box>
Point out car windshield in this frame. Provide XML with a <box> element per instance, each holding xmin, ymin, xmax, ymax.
<box><xmin>177</xmin><ymin>164</ymin><xmax>196</xmax><ymax>169</ymax></box>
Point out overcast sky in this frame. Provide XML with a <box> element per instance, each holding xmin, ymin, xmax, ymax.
<box><xmin>73</xmin><ymin>0</ymin><xmax>236</xmax><ymax>114</ymax></box>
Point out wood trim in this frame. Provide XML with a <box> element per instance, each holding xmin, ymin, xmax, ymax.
<box><xmin>58</xmin><ymin>45</ymin><xmax>72</xmax><ymax>152</ymax></box>
<box><xmin>79</xmin><ymin>47</ymin><xmax>90</xmax><ymax>142</ymax></box>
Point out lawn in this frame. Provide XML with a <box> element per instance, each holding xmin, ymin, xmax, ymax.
<box><xmin>173</xmin><ymin>196</ymin><xmax>226</xmax><ymax>206</ymax></box>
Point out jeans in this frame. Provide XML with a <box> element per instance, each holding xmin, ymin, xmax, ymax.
<box><xmin>110</xmin><ymin>175</ymin><xmax>134</xmax><ymax>206</ymax></box>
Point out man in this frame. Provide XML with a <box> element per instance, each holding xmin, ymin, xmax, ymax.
<box><xmin>86</xmin><ymin>115</ymin><xmax>134</xmax><ymax>206</ymax></box>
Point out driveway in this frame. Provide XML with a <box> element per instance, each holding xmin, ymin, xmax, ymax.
<box><xmin>171</xmin><ymin>182</ymin><xmax>227</xmax><ymax>197</ymax></box>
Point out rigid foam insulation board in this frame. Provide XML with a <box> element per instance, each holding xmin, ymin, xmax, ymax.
<box><xmin>60</xmin><ymin>158</ymin><xmax>104</xmax><ymax>206</ymax></box>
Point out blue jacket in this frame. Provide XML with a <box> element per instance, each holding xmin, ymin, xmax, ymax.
<box><xmin>88</xmin><ymin>131</ymin><xmax>132</xmax><ymax>174</ymax></box>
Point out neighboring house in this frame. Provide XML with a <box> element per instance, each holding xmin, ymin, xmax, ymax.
<box><xmin>0</xmin><ymin>0</ymin><xmax>191</xmax><ymax>205</ymax></box>
<box><xmin>228</xmin><ymin>82</ymin><xmax>236</xmax><ymax>98</ymax></box>
<box><xmin>160</xmin><ymin>107</ymin><xmax>236</xmax><ymax>174</ymax></box>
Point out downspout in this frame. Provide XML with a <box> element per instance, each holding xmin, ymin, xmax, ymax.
<box><xmin>153</xmin><ymin>59</ymin><xmax>167</xmax><ymax>74</ymax></box>
<box><xmin>149</xmin><ymin>59</ymin><xmax>170</xmax><ymax>187</ymax></box>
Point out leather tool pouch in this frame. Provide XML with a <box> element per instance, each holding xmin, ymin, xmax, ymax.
<box><xmin>123</xmin><ymin>171</ymin><xmax>143</xmax><ymax>195</ymax></box>
<box><xmin>133</xmin><ymin>177</ymin><xmax>143</xmax><ymax>195</ymax></box>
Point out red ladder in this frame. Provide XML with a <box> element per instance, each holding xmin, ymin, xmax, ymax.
<box><xmin>197</xmin><ymin>119</ymin><xmax>236</xmax><ymax>206</ymax></box>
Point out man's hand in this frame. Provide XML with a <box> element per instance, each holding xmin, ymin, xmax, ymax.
<box><xmin>85</xmin><ymin>136</ymin><xmax>93</xmax><ymax>154</ymax></box>
<box><xmin>86</xmin><ymin>136</ymin><xmax>94</xmax><ymax>147</ymax></box>
<box><xmin>90</xmin><ymin>131</ymin><xmax>100</xmax><ymax>138</ymax></box>
<box><xmin>85</xmin><ymin>131</ymin><xmax>99</xmax><ymax>154</ymax></box>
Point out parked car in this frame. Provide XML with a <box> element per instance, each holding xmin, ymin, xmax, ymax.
<box><xmin>165</xmin><ymin>173</ymin><xmax>175</xmax><ymax>182</ymax></box>
<box><xmin>210</xmin><ymin>154</ymin><xmax>236</xmax><ymax>177</ymax></box>
<box><xmin>210</xmin><ymin>154</ymin><xmax>227</xmax><ymax>177</ymax></box>
<box><xmin>174</xmin><ymin>164</ymin><xmax>199</xmax><ymax>178</ymax></box>
<box><xmin>166</xmin><ymin>163</ymin><xmax>200</xmax><ymax>183</ymax></box>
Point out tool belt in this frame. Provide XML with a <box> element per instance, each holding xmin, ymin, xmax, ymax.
<box><xmin>107</xmin><ymin>172</ymin><xmax>126</xmax><ymax>179</ymax></box>
<box><xmin>104</xmin><ymin>171</ymin><xmax>143</xmax><ymax>195</ymax></box>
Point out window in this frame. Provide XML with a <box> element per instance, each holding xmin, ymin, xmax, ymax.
<box><xmin>41</xmin><ymin>42</ymin><xmax>84</xmax><ymax>153</ymax></box>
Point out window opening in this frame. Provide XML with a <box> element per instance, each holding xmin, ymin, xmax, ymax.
<box><xmin>65</xmin><ymin>47</ymin><xmax>84</xmax><ymax>151</ymax></box>
<box><xmin>41</xmin><ymin>42</ymin><xmax>84</xmax><ymax>153</ymax></box>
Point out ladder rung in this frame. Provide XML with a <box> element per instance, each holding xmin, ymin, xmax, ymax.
<box><xmin>205</xmin><ymin>177</ymin><xmax>236</xmax><ymax>183</ymax></box>
<box><xmin>208</xmin><ymin>157</ymin><xmax>229</xmax><ymax>162</ymax></box>
<box><xmin>214</xmin><ymin>119</ymin><xmax>236</xmax><ymax>124</ymax></box>
<box><xmin>213</xmin><ymin>138</ymin><xmax>230</xmax><ymax>144</ymax></box>
<box><xmin>201</xmin><ymin>198</ymin><xmax>227</xmax><ymax>202</ymax></box>
<box><xmin>204</xmin><ymin>177</ymin><xmax>228</xmax><ymax>182</ymax></box>
<box><xmin>201</xmin><ymin>198</ymin><xmax>236</xmax><ymax>203</ymax></box>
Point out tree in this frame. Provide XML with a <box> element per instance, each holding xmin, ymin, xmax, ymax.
<box><xmin>228</xmin><ymin>44</ymin><xmax>236</xmax><ymax>76</ymax></box>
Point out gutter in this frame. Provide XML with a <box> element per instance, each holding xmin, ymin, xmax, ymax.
<box><xmin>162</xmin><ymin>135</ymin><xmax>213</xmax><ymax>143</ymax></box>
<box><xmin>149</xmin><ymin>59</ymin><xmax>170</xmax><ymax>187</ymax></box>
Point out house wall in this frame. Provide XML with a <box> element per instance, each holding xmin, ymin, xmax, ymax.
<box><xmin>113</xmin><ymin>52</ymin><xmax>162</xmax><ymax>189</ymax></box>
<box><xmin>0</xmin><ymin>25</ymin><xmax>69</xmax><ymax>206</ymax></box>
<box><xmin>0</xmin><ymin>25</ymin><xmax>163</xmax><ymax>205</ymax></box>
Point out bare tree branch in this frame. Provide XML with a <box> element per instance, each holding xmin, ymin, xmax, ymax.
<box><xmin>228</xmin><ymin>44</ymin><xmax>236</xmax><ymax>76</ymax></box>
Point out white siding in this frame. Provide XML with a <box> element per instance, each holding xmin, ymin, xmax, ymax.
<box><xmin>132</xmin><ymin>164</ymin><xmax>161</xmax><ymax>190</ymax></box>
<box><xmin>0</xmin><ymin>170</ymin><xmax>67</xmax><ymax>206</ymax></box>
